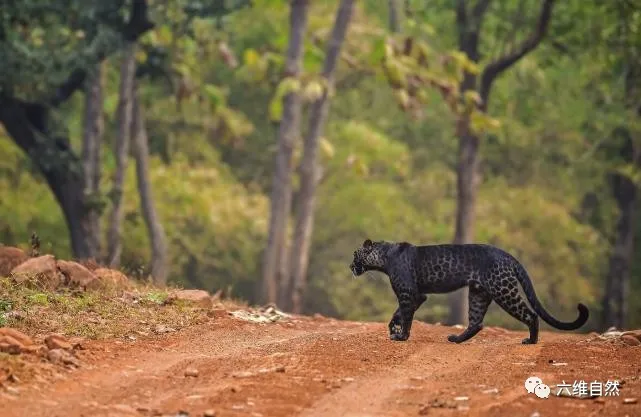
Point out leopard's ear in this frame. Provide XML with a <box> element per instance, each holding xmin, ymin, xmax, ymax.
<box><xmin>363</xmin><ymin>239</ymin><xmax>373</xmax><ymax>247</ymax></box>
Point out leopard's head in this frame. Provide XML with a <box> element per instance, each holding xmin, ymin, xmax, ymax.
<box><xmin>350</xmin><ymin>239</ymin><xmax>388</xmax><ymax>276</ymax></box>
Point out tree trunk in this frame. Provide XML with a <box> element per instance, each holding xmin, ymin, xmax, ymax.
<box><xmin>388</xmin><ymin>0</ymin><xmax>401</xmax><ymax>33</ymax></box>
<box><xmin>447</xmin><ymin>0</ymin><xmax>555</xmax><ymax>325</ymax></box>
<box><xmin>261</xmin><ymin>0</ymin><xmax>310</xmax><ymax>305</ymax></box>
<box><xmin>107</xmin><ymin>43</ymin><xmax>137</xmax><ymax>268</ymax></box>
<box><xmin>81</xmin><ymin>63</ymin><xmax>105</xmax><ymax>260</ymax></box>
<box><xmin>131</xmin><ymin>85</ymin><xmax>169</xmax><ymax>285</ymax></box>
<box><xmin>602</xmin><ymin>171</ymin><xmax>637</xmax><ymax>330</ymax></box>
<box><xmin>448</xmin><ymin>115</ymin><xmax>480</xmax><ymax>325</ymax></box>
<box><xmin>0</xmin><ymin>95</ymin><xmax>92</xmax><ymax>258</ymax></box>
<box><xmin>289</xmin><ymin>0</ymin><xmax>356</xmax><ymax>314</ymax></box>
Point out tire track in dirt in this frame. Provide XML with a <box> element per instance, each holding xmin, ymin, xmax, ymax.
<box><xmin>3</xmin><ymin>319</ymin><xmax>366</xmax><ymax>417</ymax></box>
<box><xmin>3</xmin><ymin>316</ymin><xmax>641</xmax><ymax>417</ymax></box>
<box><xmin>298</xmin><ymin>326</ymin><xmax>541</xmax><ymax>417</ymax></box>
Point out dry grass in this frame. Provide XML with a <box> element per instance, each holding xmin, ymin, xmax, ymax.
<box><xmin>0</xmin><ymin>277</ymin><xmax>218</xmax><ymax>340</ymax></box>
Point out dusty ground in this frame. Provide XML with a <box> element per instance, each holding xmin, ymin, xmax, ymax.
<box><xmin>2</xmin><ymin>312</ymin><xmax>641</xmax><ymax>417</ymax></box>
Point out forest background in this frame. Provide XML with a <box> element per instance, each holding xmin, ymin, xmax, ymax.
<box><xmin>1</xmin><ymin>0</ymin><xmax>640</xmax><ymax>331</ymax></box>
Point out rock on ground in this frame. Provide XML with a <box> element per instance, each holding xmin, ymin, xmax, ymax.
<box><xmin>166</xmin><ymin>289</ymin><xmax>213</xmax><ymax>309</ymax></box>
<box><xmin>57</xmin><ymin>260</ymin><xmax>98</xmax><ymax>289</ymax></box>
<box><xmin>89</xmin><ymin>268</ymin><xmax>131</xmax><ymax>290</ymax></box>
<box><xmin>47</xmin><ymin>349</ymin><xmax>80</xmax><ymax>367</ymax></box>
<box><xmin>0</xmin><ymin>328</ymin><xmax>34</xmax><ymax>346</ymax></box>
<box><xmin>0</xmin><ymin>246</ymin><xmax>28</xmax><ymax>277</ymax></box>
<box><xmin>44</xmin><ymin>334</ymin><xmax>73</xmax><ymax>351</ymax></box>
<box><xmin>10</xmin><ymin>255</ymin><xmax>63</xmax><ymax>290</ymax></box>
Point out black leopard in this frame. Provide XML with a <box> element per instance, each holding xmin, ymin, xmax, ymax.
<box><xmin>349</xmin><ymin>239</ymin><xmax>589</xmax><ymax>344</ymax></box>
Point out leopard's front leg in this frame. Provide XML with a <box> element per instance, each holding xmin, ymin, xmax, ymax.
<box><xmin>389</xmin><ymin>288</ymin><xmax>425</xmax><ymax>341</ymax></box>
<box><xmin>389</xmin><ymin>294</ymin><xmax>426</xmax><ymax>339</ymax></box>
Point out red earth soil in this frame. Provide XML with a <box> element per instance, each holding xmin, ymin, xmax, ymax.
<box><xmin>2</xmin><ymin>314</ymin><xmax>641</xmax><ymax>417</ymax></box>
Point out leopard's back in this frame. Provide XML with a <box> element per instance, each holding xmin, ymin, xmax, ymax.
<box><xmin>410</xmin><ymin>244</ymin><xmax>511</xmax><ymax>292</ymax></box>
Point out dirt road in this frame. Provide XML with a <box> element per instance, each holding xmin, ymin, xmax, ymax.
<box><xmin>3</xmin><ymin>313</ymin><xmax>641</xmax><ymax>417</ymax></box>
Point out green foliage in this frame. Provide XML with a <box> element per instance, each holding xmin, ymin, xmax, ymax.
<box><xmin>0</xmin><ymin>0</ymin><xmax>639</xmax><ymax>328</ymax></box>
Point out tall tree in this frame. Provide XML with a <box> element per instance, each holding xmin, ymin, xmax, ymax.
<box><xmin>261</xmin><ymin>0</ymin><xmax>310</xmax><ymax>305</ymax></box>
<box><xmin>81</xmin><ymin>63</ymin><xmax>105</xmax><ymax>260</ymax></box>
<box><xmin>107</xmin><ymin>43</ymin><xmax>137</xmax><ymax>268</ymax></box>
<box><xmin>0</xmin><ymin>1</ymin><xmax>154</xmax><ymax>259</ymax></box>
<box><xmin>602</xmin><ymin>135</ymin><xmax>640</xmax><ymax>330</ymax></box>
<box><xmin>600</xmin><ymin>1</ymin><xmax>641</xmax><ymax>330</ymax></box>
<box><xmin>131</xmin><ymin>85</ymin><xmax>169</xmax><ymax>285</ymax></box>
<box><xmin>447</xmin><ymin>0</ymin><xmax>556</xmax><ymax>324</ymax></box>
<box><xmin>289</xmin><ymin>0</ymin><xmax>356</xmax><ymax>313</ymax></box>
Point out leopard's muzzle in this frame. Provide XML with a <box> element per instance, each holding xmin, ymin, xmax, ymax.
<box><xmin>350</xmin><ymin>261</ymin><xmax>365</xmax><ymax>277</ymax></box>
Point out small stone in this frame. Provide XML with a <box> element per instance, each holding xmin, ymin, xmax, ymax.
<box><xmin>203</xmin><ymin>410</ymin><xmax>216</xmax><ymax>417</ymax></box>
<box><xmin>5</xmin><ymin>310</ymin><xmax>26</xmax><ymax>321</ymax></box>
<box><xmin>622</xmin><ymin>330</ymin><xmax>641</xmax><ymax>342</ymax></box>
<box><xmin>623</xmin><ymin>398</ymin><xmax>638</xmax><ymax>404</ymax></box>
<box><xmin>530</xmin><ymin>412</ymin><xmax>540</xmax><ymax>417</ymax></box>
<box><xmin>89</xmin><ymin>268</ymin><xmax>131</xmax><ymax>290</ymax></box>
<box><xmin>45</xmin><ymin>334</ymin><xmax>73</xmax><ymax>350</ymax></box>
<box><xmin>184</xmin><ymin>368</ymin><xmax>199</xmax><ymax>377</ymax></box>
<box><xmin>5</xmin><ymin>386</ymin><xmax>20</xmax><ymax>396</ymax></box>
<box><xmin>112</xmin><ymin>404</ymin><xmax>137</xmax><ymax>413</ymax></box>
<box><xmin>154</xmin><ymin>324</ymin><xmax>176</xmax><ymax>334</ymax></box>
<box><xmin>0</xmin><ymin>335</ymin><xmax>24</xmax><ymax>354</ymax></box>
<box><xmin>166</xmin><ymin>289</ymin><xmax>213</xmax><ymax>309</ymax></box>
<box><xmin>0</xmin><ymin>246</ymin><xmax>28</xmax><ymax>276</ymax></box>
<box><xmin>47</xmin><ymin>348</ymin><xmax>80</xmax><ymax>367</ymax></box>
<box><xmin>621</xmin><ymin>335</ymin><xmax>641</xmax><ymax>346</ymax></box>
<box><xmin>595</xmin><ymin>397</ymin><xmax>606</xmax><ymax>404</ymax></box>
<box><xmin>0</xmin><ymin>328</ymin><xmax>33</xmax><ymax>346</ymax></box>
<box><xmin>232</xmin><ymin>371</ymin><xmax>254</xmax><ymax>378</ymax></box>
<box><xmin>10</xmin><ymin>255</ymin><xmax>63</xmax><ymax>289</ymax></box>
<box><xmin>343</xmin><ymin>377</ymin><xmax>355</xmax><ymax>382</ymax></box>
<box><xmin>482</xmin><ymin>388</ymin><xmax>499</xmax><ymax>394</ymax></box>
<box><xmin>56</xmin><ymin>260</ymin><xmax>98</xmax><ymax>289</ymax></box>
<box><xmin>453</xmin><ymin>396</ymin><xmax>469</xmax><ymax>401</ymax></box>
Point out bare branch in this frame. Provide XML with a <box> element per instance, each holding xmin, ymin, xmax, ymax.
<box><xmin>480</xmin><ymin>0</ymin><xmax>555</xmax><ymax>102</ymax></box>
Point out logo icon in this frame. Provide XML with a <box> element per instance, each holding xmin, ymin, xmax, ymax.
<box><xmin>525</xmin><ymin>376</ymin><xmax>549</xmax><ymax>399</ymax></box>
<box><xmin>524</xmin><ymin>376</ymin><xmax>542</xmax><ymax>394</ymax></box>
<box><xmin>534</xmin><ymin>383</ymin><xmax>551</xmax><ymax>399</ymax></box>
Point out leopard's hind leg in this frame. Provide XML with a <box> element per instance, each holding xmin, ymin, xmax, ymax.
<box><xmin>447</xmin><ymin>282</ymin><xmax>492</xmax><ymax>344</ymax></box>
<box><xmin>488</xmin><ymin>273</ymin><xmax>539</xmax><ymax>344</ymax></box>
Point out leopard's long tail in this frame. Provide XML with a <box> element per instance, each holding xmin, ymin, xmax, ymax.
<box><xmin>515</xmin><ymin>263</ymin><xmax>589</xmax><ymax>331</ymax></box>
